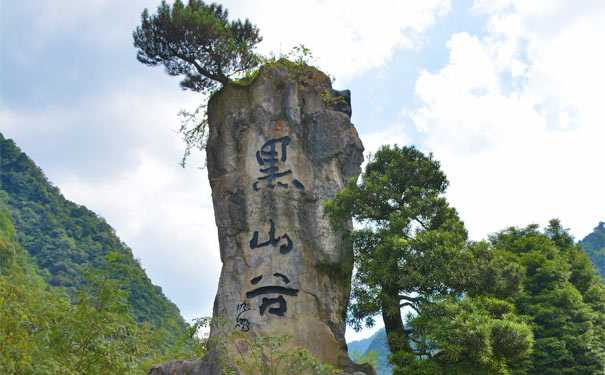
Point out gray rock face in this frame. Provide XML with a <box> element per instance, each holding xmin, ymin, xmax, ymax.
<box><xmin>149</xmin><ymin>62</ymin><xmax>372</xmax><ymax>375</ymax></box>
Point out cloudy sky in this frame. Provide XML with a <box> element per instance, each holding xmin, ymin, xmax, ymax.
<box><xmin>2</xmin><ymin>0</ymin><xmax>604</xmax><ymax>341</ymax></box>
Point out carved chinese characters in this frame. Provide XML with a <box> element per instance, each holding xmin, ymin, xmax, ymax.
<box><xmin>238</xmin><ymin>137</ymin><xmax>303</xmax><ymax>326</ymax></box>
<box><xmin>202</xmin><ymin>63</ymin><xmax>366</xmax><ymax>373</ymax></box>
<box><xmin>249</xmin><ymin>219</ymin><xmax>292</xmax><ymax>254</ymax></box>
<box><xmin>148</xmin><ymin>63</ymin><xmax>372</xmax><ymax>375</ymax></box>
<box><xmin>253</xmin><ymin>136</ymin><xmax>304</xmax><ymax>191</ymax></box>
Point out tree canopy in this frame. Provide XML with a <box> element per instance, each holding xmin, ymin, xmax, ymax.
<box><xmin>490</xmin><ymin>220</ymin><xmax>605</xmax><ymax>375</ymax></box>
<box><xmin>133</xmin><ymin>0</ymin><xmax>262</xmax><ymax>94</ymax></box>
<box><xmin>326</xmin><ymin>145</ymin><xmax>532</xmax><ymax>374</ymax></box>
<box><xmin>0</xmin><ymin>212</ymin><xmax>148</xmax><ymax>374</ymax></box>
<box><xmin>325</xmin><ymin>145</ymin><xmax>470</xmax><ymax>333</ymax></box>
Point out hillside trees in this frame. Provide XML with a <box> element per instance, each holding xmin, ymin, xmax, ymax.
<box><xmin>0</xmin><ymin>133</ymin><xmax>188</xmax><ymax>347</ymax></box>
<box><xmin>326</xmin><ymin>145</ymin><xmax>532</xmax><ymax>374</ymax></box>
<box><xmin>0</xmin><ymin>213</ymin><xmax>148</xmax><ymax>374</ymax></box>
<box><xmin>1</xmin><ymin>209</ymin><xmax>212</xmax><ymax>373</ymax></box>
<box><xmin>491</xmin><ymin>221</ymin><xmax>605</xmax><ymax>375</ymax></box>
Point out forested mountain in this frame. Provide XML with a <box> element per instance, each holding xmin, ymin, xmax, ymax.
<box><xmin>0</xmin><ymin>133</ymin><xmax>187</xmax><ymax>345</ymax></box>
<box><xmin>348</xmin><ymin>334</ymin><xmax>375</xmax><ymax>356</ymax></box>
<box><xmin>0</xmin><ymin>211</ymin><xmax>150</xmax><ymax>373</ymax></box>
<box><xmin>348</xmin><ymin>328</ymin><xmax>393</xmax><ymax>375</ymax></box>
<box><xmin>579</xmin><ymin>222</ymin><xmax>605</xmax><ymax>276</ymax></box>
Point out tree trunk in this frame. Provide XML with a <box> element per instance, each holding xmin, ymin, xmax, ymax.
<box><xmin>381</xmin><ymin>292</ymin><xmax>411</xmax><ymax>355</ymax></box>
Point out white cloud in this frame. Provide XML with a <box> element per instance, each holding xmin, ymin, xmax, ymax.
<box><xmin>361</xmin><ymin>124</ymin><xmax>409</xmax><ymax>157</ymax></box>
<box><xmin>223</xmin><ymin>0</ymin><xmax>451</xmax><ymax>83</ymax></box>
<box><xmin>58</xmin><ymin>148</ymin><xmax>220</xmax><ymax>320</ymax></box>
<box><xmin>407</xmin><ymin>0</ymin><xmax>605</xmax><ymax>240</ymax></box>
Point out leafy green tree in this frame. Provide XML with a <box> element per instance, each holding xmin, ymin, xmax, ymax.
<box><xmin>55</xmin><ymin>253</ymin><xmax>150</xmax><ymax>374</ymax></box>
<box><xmin>133</xmin><ymin>0</ymin><xmax>262</xmax><ymax>165</ymax></box>
<box><xmin>1</xmin><ymin>214</ymin><xmax>149</xmax><ymax>374</ymax></box>
<box><xmin>133</xmin><ymin>0</ymin><xmax>262</xmax><ymax>93</ymax></box>
<box><xmin>402</xmin><ymin>296</ymin><xmax>533</xmax><ymax>375</ymax></box>
<box><xmin>326</xmin><ymin>145</ymin><xmax>531</xmax><ymax>374</ymax></box>
<box><xmin>325</xmin><ymin>145</ymin><xmax>469</xmax><ymax>349</ymax></box>
<box><xmin>490</xmin><ymin>220</ymin><xmax>605</xmax><ymax>375</ymax></box>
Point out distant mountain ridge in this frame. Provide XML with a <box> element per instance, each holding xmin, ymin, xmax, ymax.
<box><xmin>348</xmin><ymin>328</ymin><xmax>393</xmax><ymax>375</ymax></box>
<box><xmin>0</xmin><ymin>133</ymin><xmax>187</xmax><ymax>344</ymax></box>
<box><xmin>579</xmin><ymin>222</ymin><xmax>605</xmax><ymax>276</ymax></box>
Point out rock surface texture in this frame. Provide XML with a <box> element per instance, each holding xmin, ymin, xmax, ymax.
<box><xmin>149</xmin><ymin>62</ymin><xmax>372</xmax><ymax>375</ymax></box>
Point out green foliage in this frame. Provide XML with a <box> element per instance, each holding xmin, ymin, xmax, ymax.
<box><xmin>133</xmin><ymin>0</ymin><xmax>264</xmax><ymax>167</ymax></box>
<box><xmin>351</xmin><ymin>350</ymin><xmax>382</xmax><ymax>368</ymax></box>
<box><xmin>177</xmin><ymin>102</ymin><xmax>208</xmax><ymax>168</ymax></box>
<box><xmin>401</xmin><ymin>296</ymin><xmax>533</xmax><ymax>375</ymax></box>
<box><xmin>1</xmin><ymin>219</ymin><xmax>149</xmax><ymax>374</ymax></box>
<box><xmin>325</xmin><ymin>145</ymin><xmax>470</xmax><ymax>332</ymax></box>
<box><xmin>490</xmin><ymin>220</ymin><xmax>605</xmax><ymax>375</ymax></box>
<box><xmin>138</xmin><ymin>317</ymin><xmax>210</xmax><ymax>372</ymax></box>
<box><xmin>326</xmin><ymin>145</ymin><xmax>531</xmax><ymax>374</ymax></box>
<box><xmin>578</xmin><ymin>222</ymin><xmax>605</xmax><ymax>276</ymax></box>
<box><xmin>133</xmin><ymin>0</ymin><xmax>262</xmax><ymax>92</ymax></box>
<box><xmin>0</xmin><ymin>133</ymin><xmax>187</xmax><ymax>348</ymax></box>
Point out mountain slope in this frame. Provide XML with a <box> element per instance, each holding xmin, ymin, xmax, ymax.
<box><xmin>348</xmin><ymin>328</ymin><xmax>393</xmax><ymax>375</ymax></box>
<box><xmin>0</xmin><ymin>133</ymin><xmax>187</xmax><ymax>344</ymax></box>
<box><xmin>579</xmin><ymin>222</ymin><xmax>605</xmax><ymax>276</ymax></box>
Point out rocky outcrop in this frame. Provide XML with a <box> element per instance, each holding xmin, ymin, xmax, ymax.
<box><xmin>149</xmin><ymin>62</ymin><xmax>372</xmax><ymax>375</ymax></box>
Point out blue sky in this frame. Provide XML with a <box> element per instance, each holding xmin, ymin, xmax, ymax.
<box><xmin>2</xmin><ymin>0</ymin><xmax>604</xmax><ymax>341</ymax></box>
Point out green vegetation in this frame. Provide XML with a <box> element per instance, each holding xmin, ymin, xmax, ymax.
<box><xmin>348</xmin><ymin>329</ymin><xmax>392</xmax><ymax>375</ymax></box>
<box><xmin>133</xmin><ymin>0</ymin><xmax>262</xmax><ymax>92</ymax></box>
<box><xmin>133</xmin><ymin>0</ymin><xmax>263</xmax><ymax>167</ymax></box>
<box><xmin>350</xmin><ymin>349</ymin><xmax>382</xmax><ymax>369</ymax></box>
<box><xmin>325</xmin><ymin>145</ymin><xmax>470</xmax><ymax>339</ymax></box>
<box><xmin>326</xmin><ymin>145</ymin><xmax>605</xmax><ymax>374</ymax></box>
<box><xmin>579</xmin><ymin>222</ymin><xmax>605</xmax><ymax>276</ymax></box>
<box><xmin>325</xmin><ymin>145</ymin><xmax>531</xmax><ymax>374</ymax></box>
<box><xmin>0</xmin><ymin>133</ymin><xmax>187</xmax><ymax>347</ymax></box>
<box><xmin>1</xmin><ymin>210</ymin><xmax>210</xmax><ymax>374</ymax></box>
<box><xmin>491</xmin><ymin>221</ymin><xmax>605</xmax><ymax>375</ymax></box>
<box><xmin>1</xmin><ymin>212</ymin><xmax>148</xmax><ymax>374</ymax></box>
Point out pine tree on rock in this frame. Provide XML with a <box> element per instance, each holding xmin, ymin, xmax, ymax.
<box><xmin>133</xmin><ymin>0</ymin><xmax>262</xmax><ymax>94</ymax></box>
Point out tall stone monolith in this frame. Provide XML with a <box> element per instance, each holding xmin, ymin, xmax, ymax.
<box><xmin>149</xmin><ymin>62</ymin><xmax>371</xmax><ymax>375</ymax></box>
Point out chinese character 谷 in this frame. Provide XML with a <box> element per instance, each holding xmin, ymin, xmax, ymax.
<box><xmin>245</xmin><ymin>273</ymin><xmax>299</xmax><ymax>317</ymax></box>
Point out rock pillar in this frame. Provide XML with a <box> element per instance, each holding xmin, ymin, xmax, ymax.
<box><xmin>149</xmin><ymin>62</ymin><xmax>370</xmax><ymax>375</ymax></box>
